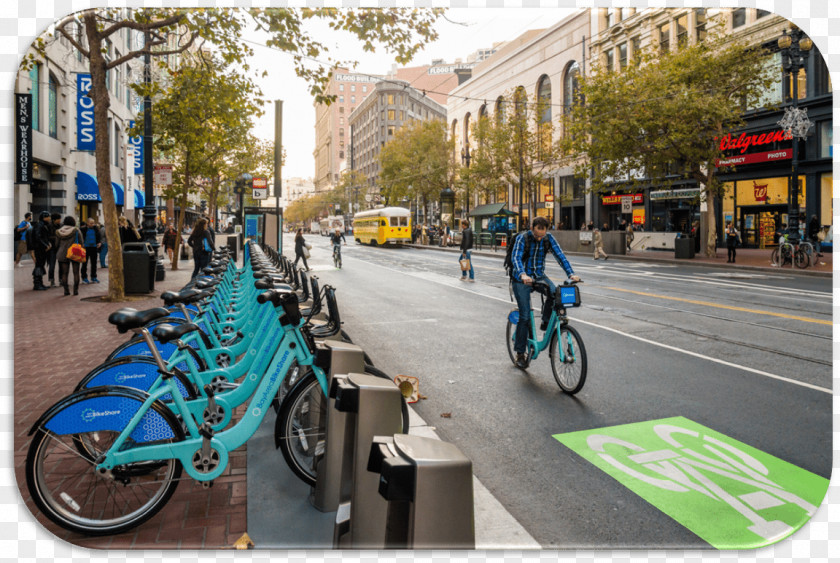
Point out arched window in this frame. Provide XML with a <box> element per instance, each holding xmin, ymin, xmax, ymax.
<box><xmin>451</xmin><ymin>118</ymin><xmax>458</xmax><ymax>140</ymax></box>
<box><xmin>463</xmin><ymin>112</ymin><xmax>471</xmax><ymax>147</ymax></box>
<box><xmin>563</xmin><ymin>61</ymin><xmax>581</xmax><ymax>113</ymax></box>
<box><xmin>495</xmin><ymin>95</ymin><xmax>506</xmax><ymax>123</ymax></box>
<box><xmin>478</xmin><ymin>104</ymin><xmax>487</xmax><ymax>120</ymax></box>
<box><xmin>513</xmin><ymin>86</ymin><xmax>526</xmax><ymax>118</ymax></box>
<box><xmin>48</xmin><ymin>73</ymin><xmax>58</xmax><ymax>139</ymax></box>
<box><xmin>536</xmin><ymin>75</ymin><xmax>552</xmax><ymax>124</ymax></box>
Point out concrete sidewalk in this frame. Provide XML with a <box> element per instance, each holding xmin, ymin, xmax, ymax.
<box><xmin>13</xmin><ymin>256</ymin><xmax>249</xmax><ymax>549</ymax></box>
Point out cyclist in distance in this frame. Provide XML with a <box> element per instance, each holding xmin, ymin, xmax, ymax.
<box><xmin>330</xmin><ymin>228</ymin><xmax>346</xmax><ymax>263</ymax></box>
<box><xmin>511</xmin><ymin>216</ymin><xmax>580</xmax><ymax>368</ymax></box>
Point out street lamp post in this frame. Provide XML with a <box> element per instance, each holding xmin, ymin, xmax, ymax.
<box><xmin>460</xmin><ymin>146</ymin><xmax>471</xmax><ymax>217</ymax></box>
<box><xmin>440</xmin><ymin>186</ymin><xmax>455</xmax><ymax>233</ymax></box>
<box><xmin>234</xmin><ymin>173</ymin><xmax>252</xmax><ymax>246</ymax></box>
<box><xmin>777</xmin><ymin>26</ymin><xmax>813</xmax><ymax>237</ymax></box>
<box><xmin>142</xmin><ymin>30</ymin><xmax>165</xmax><ymax>281</ymax></box>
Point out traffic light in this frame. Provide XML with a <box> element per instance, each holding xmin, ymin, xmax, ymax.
<box><xmin>200</xmin><ymin>200</ymin><xmax>207</xmax><ymax>213</ymax></box>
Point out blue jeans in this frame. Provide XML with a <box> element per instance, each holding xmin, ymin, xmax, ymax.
<box><xmin>460</xmin><ymin>250</ymin><xmax>474</xmax><ymax>279</ymax></box>
<box><xmin>511</xmin><ymin>275</ymin><xmax>555</xmax><ymax>354</ymax></box>
<box><xmin>100</xmin><ymin>240</ymin><xmax>108</xmax><ymax>267</ymax></box>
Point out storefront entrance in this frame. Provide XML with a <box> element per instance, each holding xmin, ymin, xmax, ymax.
<box><xmin>738</xmin><ymin>205</ymin><xmax>786</xmax><ymax>248</ymax></box>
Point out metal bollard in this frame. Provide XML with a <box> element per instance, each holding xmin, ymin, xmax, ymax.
<box><xmin>368</xmin><ymin>434</ymin><xmax>475</xmax><ymax>549</ymax></box>
<box><xmin>310</xmin><ymin>340</ymin><xmax>366</xmax><ymax>512</ymax></box>
<box><xmin>331</xmin><ymin>373</ymin><xmax>404</xmax><ymax>549</ymax></box>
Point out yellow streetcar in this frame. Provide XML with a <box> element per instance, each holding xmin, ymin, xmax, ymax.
<box><xmin>353</xmin><ymin>207</ymin><xmax>412</xmax><ymax>246</ymax></box>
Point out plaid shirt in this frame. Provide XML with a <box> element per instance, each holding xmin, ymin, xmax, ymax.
<box><xmin>511</xmin><ymin>231</ymin><xmax>575</xmax><ymax>281</ymax></box>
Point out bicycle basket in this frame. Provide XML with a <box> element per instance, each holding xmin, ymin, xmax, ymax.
<box><xmin>555</xmin><ymin>285</ymin><xmax>580</xmax><ymax>308</ymax></box>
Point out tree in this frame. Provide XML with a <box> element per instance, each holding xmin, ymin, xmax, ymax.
<box><xmin>140</xmin><ymin>57</ymin><xmax>262</xmax><ymax>270</ymax></box>
<box><xmin>334</xmin><ymin>169</ymin><xmax>368</xmax><ymax>215</ymax></box>
<box><xmin>33</xmin><ymin>7</ymin><xmax>443</xmax><ymax>299</ymax></box>
<box><xmin>378</xmin><ymin>119</ymin><xmax>455</xmax><ymax>221</ymax></box>
<box><xmin>563</xmin><ymin>30</ymin><xmax>775</xmax><ymax>256</ymax></box>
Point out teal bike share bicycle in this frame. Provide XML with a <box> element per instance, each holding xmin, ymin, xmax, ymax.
<box><xmin>506</xmin><ymin>280</ymin><xmax>587</xmax><ymax>394</ymax></box>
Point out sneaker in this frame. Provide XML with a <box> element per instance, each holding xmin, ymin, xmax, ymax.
<box><xmin>459</xmin><ymin>276</ymin><xmax>466</xmax><ymax>281</ymax></box>
<box><xmin>604</xmin><ymin>255</ymin><xmax>609</xmax><ymax>261</ymax></box>
<box><xmin>82</xmin><ymin>278</ymin><xmax>90</xmax><ymax>284</ymax></box>
<box><xmin>515</xmin><ymin>353</ymin><xmax>528</xmax><ymax>368</ymax></box>
<box><xmin>92</xmin><ymin>278</ymin><xmax>100</xmax><ymax>283</ymax></box>
<box><xmin>468</xmin><ymin>278</ymin><xmax>475</xmax><ymax>283</ymax></box>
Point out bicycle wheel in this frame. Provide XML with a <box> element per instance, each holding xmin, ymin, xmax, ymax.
<box><xmin>505</xmin><ymin>312</ymin><xmax>532</xmax><ymax>367</ymax></box>
<box><xmin>276</xmin><ymin>366</ymin><xmax>409</xmax><ymax>486</ymax></box>
<box><xmin>26</xmin><ymin>428</ymin><xmax>182</xmax><ymax>536</ymax></box>
<box><xmin>770</xmin><ymin>248</ymin><xmax>780</xmax><ymax>266</ymax></box>
<box><xmin>794</xmin><ymin>248</ymin><xmax>809</xmax><ymax>269</ymax></box>
<box><xmin>549</xmin><ymin>325</ymin><xmax>587</xmax><ymax>394</ymax></box>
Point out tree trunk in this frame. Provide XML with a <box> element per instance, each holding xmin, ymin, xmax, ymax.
<box><xmin>703</xmin><ymin>188</ymin><xmax>718</xmax><ymax>258</ymax></box>
<box><xmin>85</xmin><ymin>13</ymin><xmax>124</xmax><ymax>301</ymax></box>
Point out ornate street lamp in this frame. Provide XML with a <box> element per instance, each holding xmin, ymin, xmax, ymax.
<box><xmin>234</xmin><ymin>172</ymin><xmax>252</xmax><ymax>243</ymax></box>
<box><xmin>460</xmin><ymin>145</ymin><xmax>472</xmax><ymax>216</ymax></box>
<box><xmin>440</xmin><ymin>186</ymin><xmax>455</xmax><ymax>231</ymax></box>
<box><xmin>777</xmin><ymin>26</ymin><xmax>813</xmax><ymax>237</ymax></box>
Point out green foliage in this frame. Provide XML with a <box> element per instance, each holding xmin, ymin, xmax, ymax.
<box><xmin>378</xmin><ymin>119</ymin><xmax>455</xmax><ymax>207</ymax></box>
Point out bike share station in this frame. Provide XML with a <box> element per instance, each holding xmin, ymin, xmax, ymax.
<box><xmin>247</xmin><ymin>331</ymin><xmax>476</xmax><ymax>549</ymax></box>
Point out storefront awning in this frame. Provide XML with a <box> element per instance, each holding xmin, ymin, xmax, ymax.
<box><xmin>75</xmin><ymin>172</ymin><xmax>121</xmax><ymax>204</ymax></box>
<box><xmin>134</xmin><ymin>190</ymin><xmax>145</xmax><ymax>208</ymax></box>
<box><xmin>468</xmin><ymin>203</ymin><xmax>517</xmax><ymax>217</ymax></box>
<box><xmin>112</xmin><ymin>182</ymin><xmax>124</xmax><ymax>206</ymax></box>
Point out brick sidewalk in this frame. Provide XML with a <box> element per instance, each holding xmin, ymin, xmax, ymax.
<box><xmin>12</xmin><ymin>258</ymin><xmax>248</xmax><ymax>549</ymax></box>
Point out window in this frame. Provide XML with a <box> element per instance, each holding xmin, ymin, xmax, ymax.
<box><xmin>30</xmin><ymin>64</ymin><xmax>40</xmax><ymax>131</ymax></box>
<box><xmin>818</xmin><ymin>121</ymin><xmax>832</xmax><ymax>158</ymax></box>
<box><xmin>399</xmin><ymin>110</ymin><xmax>405</xmax><ymax>120</ymax></box>
<box><xmin>732</xmin><ymin>8</ymin><xmax>746</xmax><ymax>29</ymax></box>
<box><xmin>388</xmin><ymin>126</ymin><xmax>395</xmax><ymax>136</ymax></box>
<box><xmin>339</xmin><ymin>84</ymin><xmax>344</xmax><ymax>91</ymax></box>
<box><xmin>115</xmin><ymin>67</ymin><xmax>121</xmax><ymax>100</ymax></box>
<box><xmin>387</xmin><ymin>94</ymin><xmax>395</xmax><ymax>104</ymax></box>
<box><xmin>749</xmin><ymin>52</ymin><xmax>783</xmax><ymax>109</ymax></box>
<box><xmin>695</xmin><ymin>9</ymin><xmax>707</xmax><ymax>42</ymax></box>
<box><xmin>48</xmin><ymin>73</ymin><xmax>57</xmax><ymax>139</ymax></box>
<box><xmin>813</xmin><ymin>50</ymin><xmax>833</xmax><ymax>95</ymax></box>
<box><xmin>676</xmin><ymin>14</ymin><xmax>688</xmax><ymax>46</ymax></box>
<box><xmin>339</xmin><ymin>151</ymin><xmax>344</xmax><ymax>159</ymax></box>
<box><xmin>340</xmin><ymin>106</ymin><xmax>344</xmax><ymax>113</ymax></box>
<box><xmin>618</xmin><ymin>43</ymin><xmax>628</xmax><ymax>70</ymax></box>
<box><xmin>757</xmin><ymin>9</ymin><xmax>771</xmax><ymax>19</ymax></box>
<box><xmin>563</xmin><ymin>61</ymin><xmax>581</xmax><ymax>113</ymax></box>
<box><xmin>631</xmin><ymin>36</ymin><xmax>641</xmax><ymax>63</ymax></box>
<box><xmin>339</xmin><ymin>95</ymin><xmax>344</xmax><ymax>103</ymax></box>
<box><xmin>605</xmin><ymin>8</ymin><xmax>615</xmax><ymax>29</ymax></box>
<box><xmin>388</xmin><ymin>109</ymin><xmax>396</xmax><ymax>120</ymax></box>
<box><xmin>339</xmin><ymin>128</ymin><xmax>344</xmax><ymax>136</ymax></box>
<box><xmin>340</xmin><ymin>117</ymin><xmax>344</xmax><ymax>125</ymax></box>
<box><xmin>362</xmin><ymin>85</ymin><xmax>367</xmax><ymax>92</ymax></box>
<box><xmin>351</xmin><ymin>84</ymin><xmax>355</xmax><ymax>92</ymax></box>
<box><xmin>605</xmin><ymin>49</ymin><xmax>614</xmax><ymax>72</ymax></box>
<box><xmin>351</xmin><ymin>96</ymin><xmax>355</xmax><ymax>104</ymax></box>
<box><xmin>659</xmin><ymin>23</ymin><xmax>670</xmax><ymax>52</ymax></box>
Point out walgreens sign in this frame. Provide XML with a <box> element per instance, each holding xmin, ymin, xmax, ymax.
<box><xmin>717</xmin><ymin>129</ymin><xmax>792</xmax><ymax>154</ymax></box>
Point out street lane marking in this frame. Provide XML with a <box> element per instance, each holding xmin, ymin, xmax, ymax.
<box><xmin>554</xmin><ymin>417</ymin><xmax>830</xmax><ymax>549</ymax></box>
<box><xmin>603</xmin><ymin>287</ymin><xmax>832</xmax><ymax>326</ymax></box>
<box><xmin>359</xmin><ymin>257</ymin><xmax>832</xmax><ymax>395</ymax></box>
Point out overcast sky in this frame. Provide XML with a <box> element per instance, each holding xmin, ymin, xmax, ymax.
<box><xmin>245</xmin><ymin>8</ymin><xmax>580</xmax><ymax>181</ymax></box>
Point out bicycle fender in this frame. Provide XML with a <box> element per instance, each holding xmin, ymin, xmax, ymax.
<box><xmin>74</xmin><ymin>357</ymin><xmax>195</xmax><ymax>401</ymax></box>
<box><xmin>107</xmin><ymin>340</ymin><xmax>191</xmax><ymax>372</ymax></box>
<box><xmin>28</xmin><ymin>386</ymin><xmax>183</xmax><ymax>444</ymax></box>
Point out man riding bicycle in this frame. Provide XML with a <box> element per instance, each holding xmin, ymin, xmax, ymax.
<box><xmin>510</xmin><ymin>216</ymin><xmax>580</xmax><ymax>368</ymax></box>
<box><xmin>330</xmin><ymin>228</ymin><xmax>346</xmax><ymax>265</ymax></box>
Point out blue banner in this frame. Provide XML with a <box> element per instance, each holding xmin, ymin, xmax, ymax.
<box><xmin>76</xmin><ymin>73</ymin><xmax>95</xmax><ymax>150</ymax></box>
<box><xmin>129</xmin><ymin>120</ymin><xmax>143</xmax><ymax>174</ymax></box>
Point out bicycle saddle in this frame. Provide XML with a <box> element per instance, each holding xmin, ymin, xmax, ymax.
<box><xmin>195</xmin><ymin>278</ymin><xmax>222</xmax><ymax>290</ymax></box>
<box><xmin>152</xmin><ymin>322</ymin><xmax>201</xmax><ymax>344</ymax></box>
<box><xmin>108</xmin><ymin>307</ymin><xmax>170</xmax><ymax>333</ymax></box>
<box><xmin>161</xmin><ymin>288</ymin><xmax>204</xmax><ymax>306</ymax></box>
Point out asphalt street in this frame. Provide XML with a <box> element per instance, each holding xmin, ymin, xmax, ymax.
<box><xmin>289</xmin><ymin>233</ymin><xmax>832</xmax><ymax>549</ymax></box>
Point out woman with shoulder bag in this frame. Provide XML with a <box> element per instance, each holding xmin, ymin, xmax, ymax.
<box><xmin>294</xmin><ymin>228</ymin><xmax>310</xmax><ymax>271</ymax></box>
<box><xmin>725</xmin><ymin>221</ymin><xmax>740</xmax><ymax>263</ymax></box>
<box><xmin>459</xmin><ymin>220</ymin><xmax>474</xmax><ymax>282</ymax></box>
<box><xmin>55</xmin><ymin>216</ymin><xmax>84</xmax><ymax>295</ymax></box>
<box><xmin>187</xmin><ymin>218</ymin><xmax>215</xmax><ymax>279</ymax></box>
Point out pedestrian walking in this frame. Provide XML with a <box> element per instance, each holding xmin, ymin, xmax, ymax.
<box><xmin>79</xmin><ymin>217</ymin><xmax>101</xmax><ymax>284</ymax></box>
<box><xmin>725</xmin><ymin>222</ymin><xmax>740</xmax><ymax>263</ymax></box>
<box><xmin>30</xmin><ymin>211</ymin><xmax>53</xmax><ymax>291</ymax></box>
<box><xmin>187</xmin><ymin>217</ymin><xmax>215</xmax><ymax>279</ymax></box>
<box><xmin>624</xmin><ymin>220</ymin><xmax>634</xmax><ymax>254</ymax></box>
<box><xmin>459</xmin><ymin>219</ymin><xmax>475</xmax><ymax>282</ymax></box>
<box><xmin>118</xmin><ymin>216</ymin><xmax>141</xmax><ymax>245</ymax></box>
<box><xmin>593</xmin><ymin>227</ymin><xmax>608</xmax><ymax>260</ymax></box>
<box><xmin>55</xmin><ymin>216</ymin><xmax>83</xmax><ymax>296</ymax></box>
<box><xmin>14</xmin><ymin>212</ymin><xmax>33</xmax><ymax>267</ymax></box>
<box><xmin>99</xmin><ymin>220</ymin><xmax>109</xmax><ymax>268</ymax></box>
<box><xmin>293</xmin><ymin>228</ymin><xmax>310</xmax><ymax>271</ymax></box>
<box><xmin>162</xmin><ymin>224</ymin><xmax>178</xmax><ymax>263</ymax></box>
<box><xmin>46</xmin><ymin>212</ymin><xmax>61</xmax><ymax>287</ymax></box>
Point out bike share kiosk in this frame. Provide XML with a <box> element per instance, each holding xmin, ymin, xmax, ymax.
<box><xmin>331</xmin><ymin>373</ymin><xmax>403</xmax><ymax>548</ymax></box>
<box><xmin>368</xmin><ymin>434</ymin><xmax>475</xmax><ymax>549</ymax></box>
<box><xmin>310</xmin><ymin>341</ymin><xmax>366</xmax><ymax>512</ymax></box>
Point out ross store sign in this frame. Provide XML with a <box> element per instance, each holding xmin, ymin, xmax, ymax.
<box><xmin>717</xmin><ymin>129</ymin><xmax>792</xmax><ymax>154</ymax></box>
<box><xmin>649</xmin><ymin>188</ymin><xmax>702</xmax><ymax>201</ymax></box>
<box><xmin>15</xmin><ymin>94</ymin><xmax>32</xmax><ymax>184</ymax></box>
<box><xmin>715</xmin><ymin>149</ymin><xmax>792</xmax><ymax>168</ymax></box>
<box><xmin>602</xmin><ymin>193</ymin><xmax>644</xmax><ymax>205</ymax></box>
<box><xmin>76</xmin><ymin>74</ymin><xmax>95</xmax><ymax>151</ymax></box>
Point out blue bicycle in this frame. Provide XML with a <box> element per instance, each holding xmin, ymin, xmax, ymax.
<box><xmin>505</xmin><ymin>280</ymin><xmax>587</xmax><ymax>394</ymax></box>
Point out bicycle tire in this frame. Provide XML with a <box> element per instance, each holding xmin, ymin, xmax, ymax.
<box><xmin>794</xmin><ymin>248</ymin><xmax>809</xmax><ymax>269</ymax></box>
<box><xmin>505</xmin><ymin>314</ymin><xmax>532</xmax><ymax>368</ymax></box>
<box><xmin>549</xmin><ymin>325</ymin><xmax>587</xmax><ymax>394</ymax></box>
<box><xmin>276</xmin><ymin>366</ymin><xmax>409</xmax><ymax>487</ymax></box>
<box><xmin>770</xmin><ymin>248</ymin><xmax>780</xmax><ymax>266</ymax></box>
<box><xmin>26</xmin><ymin>410</ymin><xmax>183</xmax><ymax>536</ymax></box>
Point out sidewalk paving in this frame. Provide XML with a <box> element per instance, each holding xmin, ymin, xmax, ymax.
<box><xmin>12</xmin><ymin>257</ymin><xmax>248</xmax><ymax>549</ymax></box>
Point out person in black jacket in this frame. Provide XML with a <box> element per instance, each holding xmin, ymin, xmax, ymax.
<box><xmin>187</xmin><ymin>217</ymin><xmax>215</xmax><ymax>279</ymax></box>
<box><xmin>30</xmin><ymin>211</ymin><xmax>53</xmax><ymax>290</ymax></box>
<box><xmin>46</xmin><ymin>212</ymin><xmax>61</xmax><ymax>287</ymax></box>
<box><xmin>79</xmin><ymin>217</ymin><xmax>101</xmax><ymax>283</ymax></box>
<box><xmin>293</xmin><ymin>228</ymin><xmax>310</xmax><ymax>271</ymax></box>
<box><xmin>459</xmin><ymin>219</ymin><xmax>475</xmax><ymax>282</ymax></box>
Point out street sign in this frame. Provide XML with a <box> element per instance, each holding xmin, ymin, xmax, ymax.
<box><xmin>545</xmin><ymin>194</ymin><xmax>554</xmax><ymax>202</ymax></box>
<box><xmin>252</xmin><ymin>177</ymin><xmax>268</xmax><ymax>200</ymax></box>
<box><xmin>621</xmin><ymin>196</ymin><xmax>632</xmax><ymax>213</ymax></box>
<box><xmin>545</xmin><ymin>202</ymin><xmax>554</xmax><ymax>209</ymax></box>
<box><xmin>154</xmin><ymin>164</ymin><xmax>173</xmax><ymax>185</ymax></box>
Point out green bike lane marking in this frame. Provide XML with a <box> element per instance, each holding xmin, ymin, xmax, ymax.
<box><xmin>553</xmin><ymin>416</ymin><xmax>829</xmax><ymax>549</ymax></box>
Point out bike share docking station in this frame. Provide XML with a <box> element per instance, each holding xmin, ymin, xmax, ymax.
<box><xmin>310</xmin><ymin>366</ymin><xmax>475</xmax><ymax>549</ymax></box>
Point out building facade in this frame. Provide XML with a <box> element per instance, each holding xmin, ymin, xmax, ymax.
<box><xmin>348</xmin><ymin>79</ymin><xmax>446</xmax><ymax>200</ymax></box>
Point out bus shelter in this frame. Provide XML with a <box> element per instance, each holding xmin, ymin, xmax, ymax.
<box><xmin>468</xmin><ymin>203</ymin><xmax>518</xmax><ymax>249</ymax></box>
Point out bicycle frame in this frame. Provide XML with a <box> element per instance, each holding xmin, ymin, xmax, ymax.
<box><xmin>92</xmin><ymin>318</ymin><xmax>328</xmax><ymax>482</ymax></box>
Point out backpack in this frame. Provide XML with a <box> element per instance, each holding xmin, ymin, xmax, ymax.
<box><xmin>503</xmin><ymin>230</ymin><xmax>546</xmax><ymax>280</ymax></box>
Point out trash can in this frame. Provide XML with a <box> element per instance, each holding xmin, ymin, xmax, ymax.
<box><xmin>675</xmin><ymin>236</ymin><xmax>695</xmax><ymax>259</ymax></box>
<box><xmin>227</xmin><ymin>235</ymin><xmax>239</xmax><ymax>263</ymax></box>
<box><xmin>123</xmin><ymin>242</ymin><xmax>156</xmax><ymax>293</ymax></box>
<box><xmin>368</xmin><ymin>434</ymin><xmax>475</xmax><ymax>549</ymax></box>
